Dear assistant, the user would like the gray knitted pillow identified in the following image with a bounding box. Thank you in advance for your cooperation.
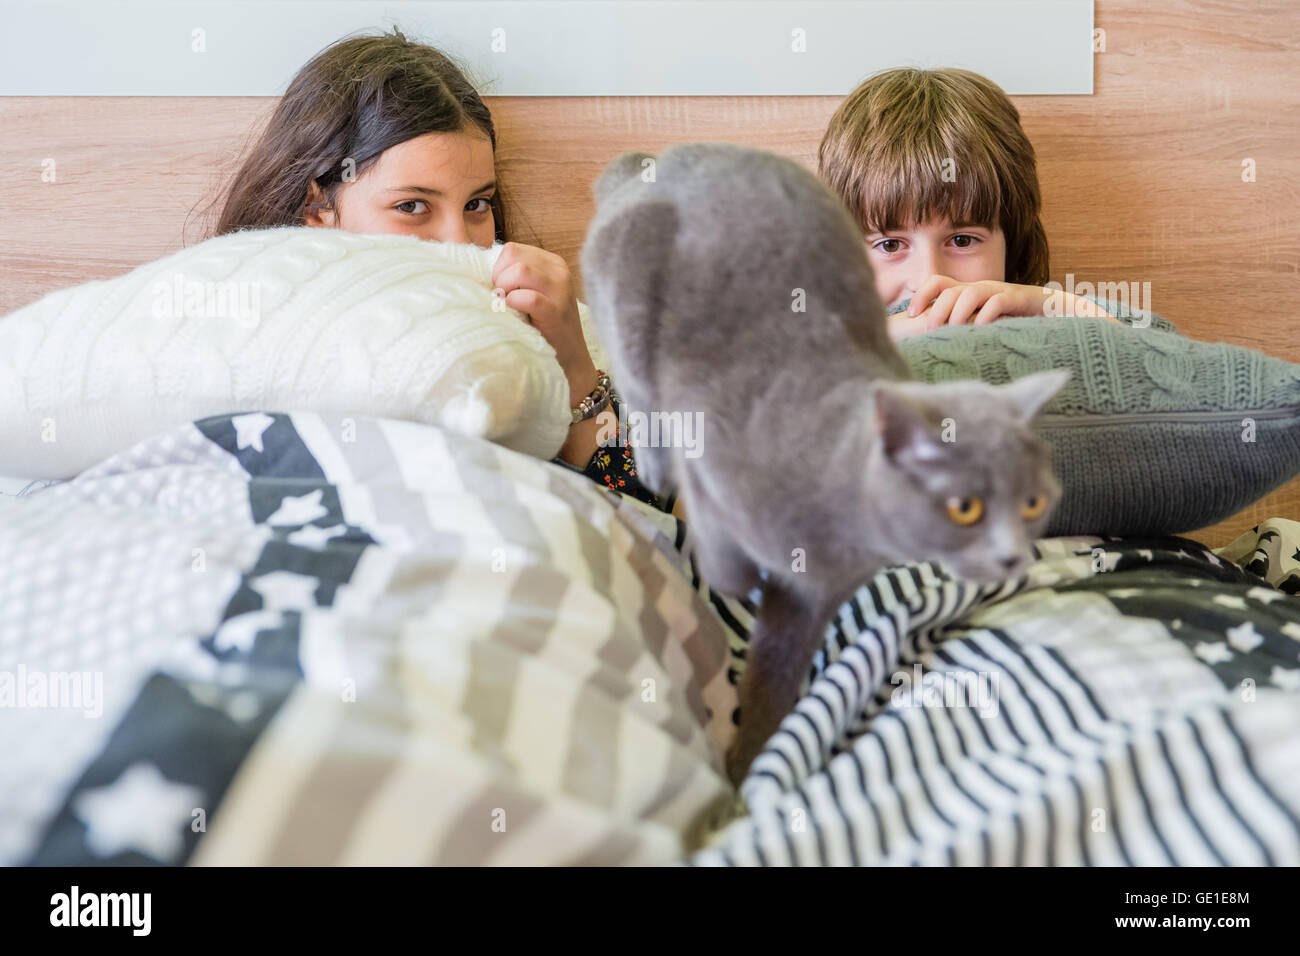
[897,316,1300,536]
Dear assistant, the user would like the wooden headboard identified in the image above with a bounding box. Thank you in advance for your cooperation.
[1,0,1296,546]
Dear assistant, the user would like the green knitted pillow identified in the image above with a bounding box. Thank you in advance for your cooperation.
[897,317,1300,536]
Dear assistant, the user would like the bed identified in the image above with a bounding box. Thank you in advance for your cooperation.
[2,408,1298,865]
[3,0,1299,862]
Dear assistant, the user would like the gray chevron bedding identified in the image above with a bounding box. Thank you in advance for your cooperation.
[1,411,1298,866]
[0,412,739,865]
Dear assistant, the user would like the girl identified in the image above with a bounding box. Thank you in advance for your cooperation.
[210,29,672,511]
[818,67,1119,339]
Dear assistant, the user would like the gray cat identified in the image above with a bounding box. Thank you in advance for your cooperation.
[579,143,1068,785]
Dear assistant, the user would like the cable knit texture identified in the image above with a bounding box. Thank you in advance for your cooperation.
[0,227,572,478]
[898,316,1300,535]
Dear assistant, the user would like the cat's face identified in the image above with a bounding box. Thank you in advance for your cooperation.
[868,371,1068,583]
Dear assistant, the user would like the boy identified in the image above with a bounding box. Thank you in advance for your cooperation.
[818,67,1117,339]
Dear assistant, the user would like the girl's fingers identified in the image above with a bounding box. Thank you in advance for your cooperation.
[492,259,542,297]
[493,244,566,298]
[503,287,548,325]
[490,242,522,286]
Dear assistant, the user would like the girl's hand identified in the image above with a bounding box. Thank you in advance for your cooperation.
[492,241,602,468]
[492,242,598,399]
[905,275,1116,331]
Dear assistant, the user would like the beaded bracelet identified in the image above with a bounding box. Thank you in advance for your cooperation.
[571,370,613,424]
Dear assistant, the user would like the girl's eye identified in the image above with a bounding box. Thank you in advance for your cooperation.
[950,234,980,248]
[873,238,904,254]
[945,496,985,526]
[395,200,429,215]
[1021,494,1047,520]
[467,197,494,214]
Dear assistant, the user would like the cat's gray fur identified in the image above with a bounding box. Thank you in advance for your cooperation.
[579,143,1067,784]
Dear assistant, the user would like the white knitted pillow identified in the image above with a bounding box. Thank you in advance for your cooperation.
[0,227,574,478]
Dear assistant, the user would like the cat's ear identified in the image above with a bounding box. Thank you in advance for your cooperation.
[872,382,945,464]
[593,151,658,205]
[1000,369,1070,424]
[581,199,679,312]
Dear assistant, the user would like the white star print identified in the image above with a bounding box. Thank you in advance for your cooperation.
[1226,621,1264,653]
[1248,586,1288,605]
[287,523,346,550]
[267,488,328,526]
[217,660,253,685]
[163,646,254,686]
[1091,550,1120,573]
[1194,641,1233,664]
[1212,594,1248,610]
[1269,666,1300,692]
[231,413,275,453]
[224,690,262,724]
[73,762,205,862]
[249,570,320,610]
[1204,551,1224,567]
[183,683,262,724]
[184,681,222,709]
[1281,622,1300,643]
[1138,549,1154,561]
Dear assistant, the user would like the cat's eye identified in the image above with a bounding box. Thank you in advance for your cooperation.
[1021,494,1047,519]
[945,496,984,526]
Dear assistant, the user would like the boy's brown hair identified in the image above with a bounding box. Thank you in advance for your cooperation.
[818,67,1049,286]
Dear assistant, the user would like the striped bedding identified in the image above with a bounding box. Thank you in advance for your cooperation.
[2,410,1298,865]
[695,521,1300,865]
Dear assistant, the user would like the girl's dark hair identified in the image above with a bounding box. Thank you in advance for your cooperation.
[209,29,509,241]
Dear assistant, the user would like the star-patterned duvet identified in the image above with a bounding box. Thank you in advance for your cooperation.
[2,410,1299,865]
[0,411,741,865]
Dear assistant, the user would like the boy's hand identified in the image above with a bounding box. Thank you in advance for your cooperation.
[906,275,1116,331]
[492,242,599,400]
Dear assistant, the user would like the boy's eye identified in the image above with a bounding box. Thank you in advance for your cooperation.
[395,200,430,215]
[872,238,904,254]
[950,234,980,248]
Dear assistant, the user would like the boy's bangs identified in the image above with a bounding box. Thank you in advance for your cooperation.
[860,139,1002,237]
